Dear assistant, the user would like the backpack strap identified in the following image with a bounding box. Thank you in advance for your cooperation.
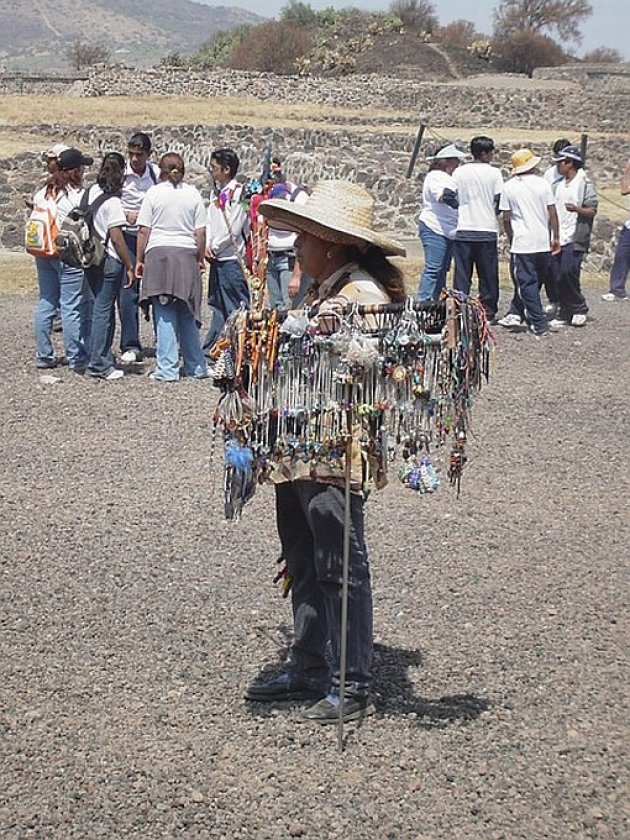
[80,188,115,248]
[289,185,305,202]
[148,164,158,185]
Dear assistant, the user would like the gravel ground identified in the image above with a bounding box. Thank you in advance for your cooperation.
[0,292,628,840]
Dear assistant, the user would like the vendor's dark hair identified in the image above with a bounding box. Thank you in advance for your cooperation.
[159,152,185,185]
[343,244,406,303]
[211,148,239,178]
[97,152,125,195]
[470,136,495,159]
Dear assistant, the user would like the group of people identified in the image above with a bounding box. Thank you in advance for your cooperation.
[417,135,628,338]
[30,136,310,382]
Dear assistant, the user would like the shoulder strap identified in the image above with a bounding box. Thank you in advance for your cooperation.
[148,164,157,184]
[289,185,304,202]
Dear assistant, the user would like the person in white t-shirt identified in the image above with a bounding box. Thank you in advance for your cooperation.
[416,143,468,301]
[136,153,208,381]
[548,145,598,328]
[541,138,572,316]
[30,147,93,372]
[83,153,136,381]
[498,148,560,338]
[452,136,504,321]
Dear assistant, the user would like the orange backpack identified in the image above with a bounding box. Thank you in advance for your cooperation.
[25,193,60,258]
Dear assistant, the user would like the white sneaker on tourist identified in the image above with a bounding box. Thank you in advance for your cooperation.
[570,313,587,327]
[601,292,627,302]
[548,318,568,329]
[120,350,142,364]
[104,368,124,381]
[497,313,524,328]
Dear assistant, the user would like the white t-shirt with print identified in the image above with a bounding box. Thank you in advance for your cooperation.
[137,181,207,252]
[499,174,555,254]
[84,184,128,261]
[419,170,458,239]
[453,162,503,234]
[54,186,83,227]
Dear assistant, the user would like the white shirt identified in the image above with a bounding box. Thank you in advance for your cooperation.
[206,178,247,260]
[499,174,555,254]
[555,170,587,246]
[453,162,503,234]
[84,184,128,261]
[121,161,160,231]
[137,181,206,252]
[419,170,458,239]
[267,186,309,251]
[54,186,83,226]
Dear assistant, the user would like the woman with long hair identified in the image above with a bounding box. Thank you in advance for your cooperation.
[84,152,135,381]
[245,180,406,724]
[31,147,93,371]
[136,153,208,381]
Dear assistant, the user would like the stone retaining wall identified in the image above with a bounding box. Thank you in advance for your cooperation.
[1,122,625,273]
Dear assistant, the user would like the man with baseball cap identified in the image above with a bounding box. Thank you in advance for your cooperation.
[498,148,560,338]
[549,145,598,328]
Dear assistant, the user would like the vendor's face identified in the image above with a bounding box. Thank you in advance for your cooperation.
[294,231,333,281]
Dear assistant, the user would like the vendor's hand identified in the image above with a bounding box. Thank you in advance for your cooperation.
[135,260,144,280]
[124,267,135,288]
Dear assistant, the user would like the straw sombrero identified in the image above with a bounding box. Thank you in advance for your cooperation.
[258,180,406,257]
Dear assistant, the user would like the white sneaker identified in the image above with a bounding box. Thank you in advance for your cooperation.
[570,313,587,327]
[120,350,142,364]
[548,318,568,329]
[497,313,524,328]
[544,303,558,316]
[104,368,124,381]
[601,292,627,302]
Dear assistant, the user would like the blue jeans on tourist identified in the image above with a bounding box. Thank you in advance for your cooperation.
[275,481,373,699]
[116,231,143,353]
[153,298,207,381]
[609,225,630,297]
[85,256,122,377]
[266,250,295,309]
[416,222,453,301]
[203,258,250,352]
[34,256,90,368]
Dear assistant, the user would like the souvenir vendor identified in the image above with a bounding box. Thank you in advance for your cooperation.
[245,180,406,724]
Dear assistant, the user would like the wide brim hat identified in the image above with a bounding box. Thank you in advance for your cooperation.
[426,143,469,162]
[259,180,406,257]
[511,148,542,175]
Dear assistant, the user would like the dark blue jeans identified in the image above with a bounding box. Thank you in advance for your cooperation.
[453,237,499,319]
[203,259,250,351]
[507,253,551,334]
[275,481,373,699]
[86,256,122,376]
[609,225,630,297]
[116,232,142,353]
[555,245,588,319]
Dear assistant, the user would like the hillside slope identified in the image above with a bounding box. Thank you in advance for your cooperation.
[0,0,262,69]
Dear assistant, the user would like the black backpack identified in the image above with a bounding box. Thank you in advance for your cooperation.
[55,189,113,269]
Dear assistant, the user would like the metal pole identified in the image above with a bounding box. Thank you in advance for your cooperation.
[406,123,426,179]
[337,433,353,752]
[580,133,588,164]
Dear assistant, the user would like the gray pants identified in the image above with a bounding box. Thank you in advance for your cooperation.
[275,481,373,698]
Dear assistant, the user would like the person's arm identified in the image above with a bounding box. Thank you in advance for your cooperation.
[502,210,513,247]
[565,178,598,218]
[109,226,135,288]
[620,160,630,196]
[194,226,206,271]
[287,256,303,299]
[135,225,151,279]
[547,204,560,255]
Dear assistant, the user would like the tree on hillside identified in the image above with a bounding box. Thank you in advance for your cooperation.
[494,28,567,74]
[582,46,623,63]
[389,0,438,33]
[493,0,593,44]
[281,0,318,27]
[438,19,478,48]
[190,26,252,69]
[66,41,110,70]
[229,21,313,74]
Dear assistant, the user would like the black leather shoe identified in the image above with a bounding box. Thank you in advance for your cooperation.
[245,672,325,702]
[298,694,375,724]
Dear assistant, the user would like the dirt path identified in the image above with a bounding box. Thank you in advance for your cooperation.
[0,292,628,839]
